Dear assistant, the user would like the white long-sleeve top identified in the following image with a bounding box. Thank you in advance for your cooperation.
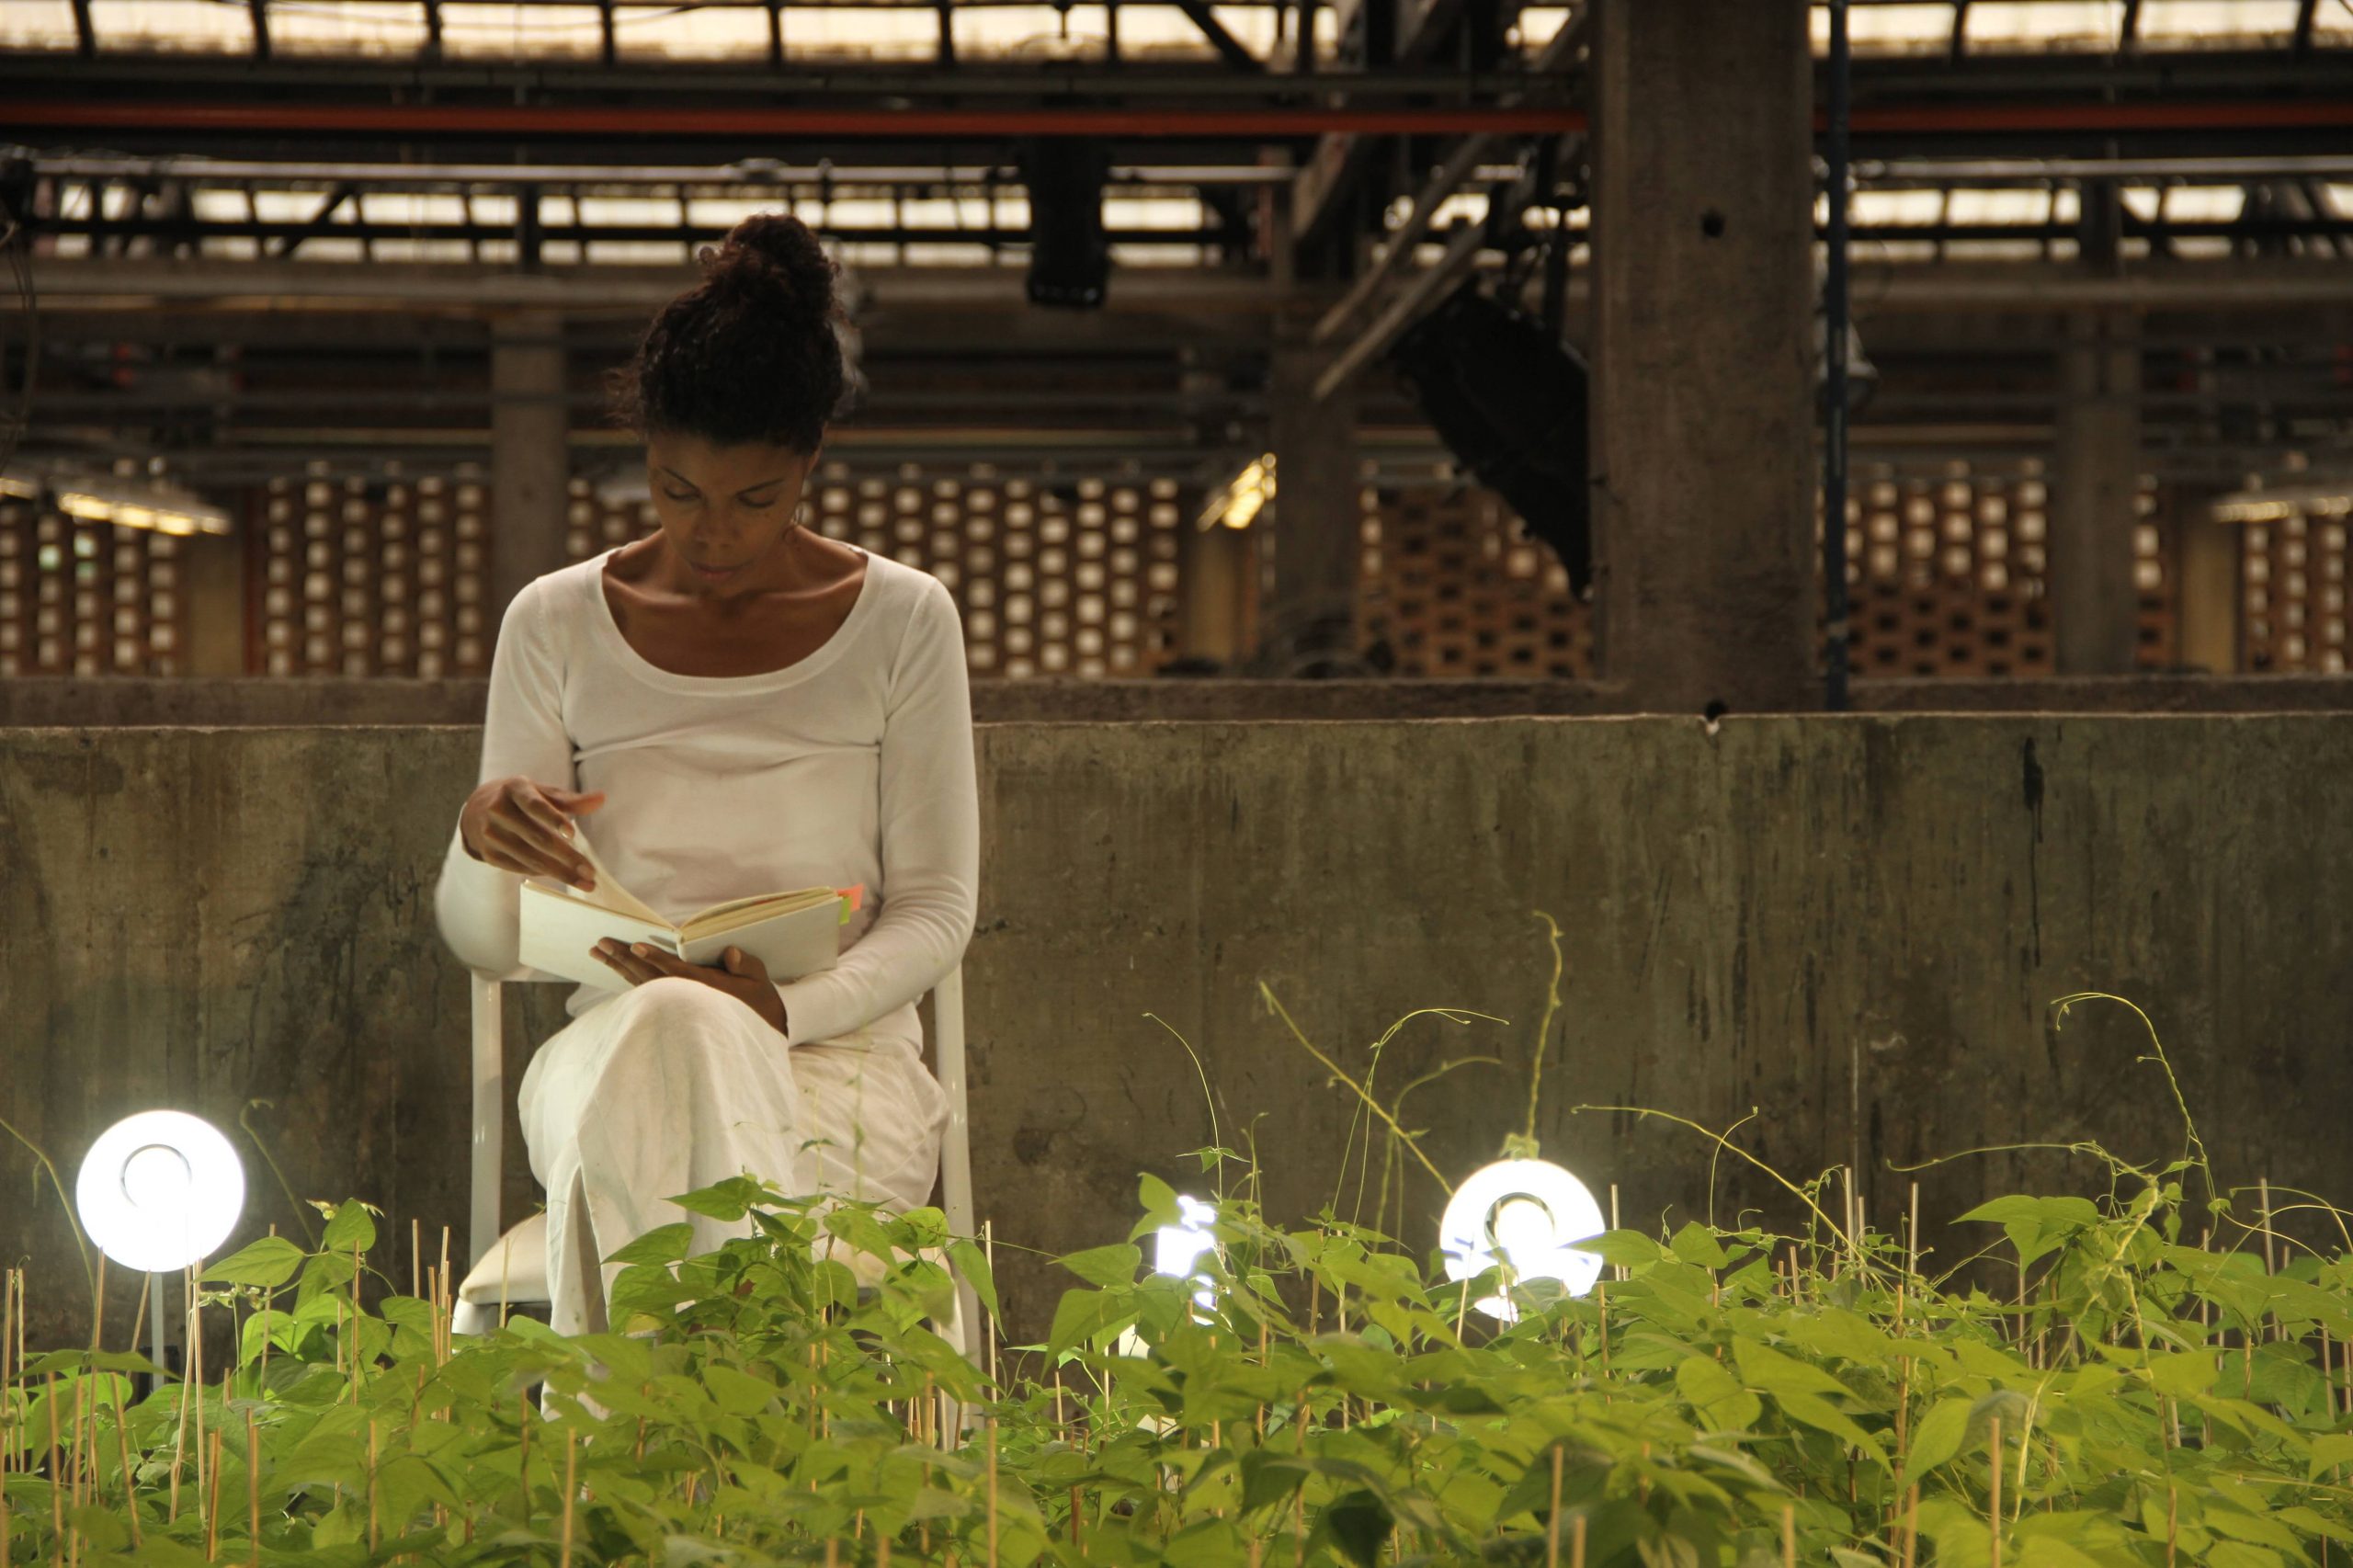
[433,543,979,1054]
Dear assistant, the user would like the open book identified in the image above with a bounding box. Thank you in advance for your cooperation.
[517,825,862,991]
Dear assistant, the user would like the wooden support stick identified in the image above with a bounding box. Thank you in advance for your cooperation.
[1988,1417,2004,1568]
[205,1428,223,1562]
[246,1411,261,1567]
[559,1431,577,1568]
[1546,1446,1563,1568]
[1569,1516,1586,1568]
[983,1412,1002,1562]
[1780,1504,1795,1568]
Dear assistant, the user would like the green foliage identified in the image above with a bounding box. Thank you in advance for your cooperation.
[6,1148,2353,1568]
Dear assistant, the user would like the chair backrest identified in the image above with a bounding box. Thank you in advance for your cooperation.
[467,965,977,1335]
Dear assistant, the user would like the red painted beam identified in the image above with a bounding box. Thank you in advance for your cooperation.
[1843,100,2353,132]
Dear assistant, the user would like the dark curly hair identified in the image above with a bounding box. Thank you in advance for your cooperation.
[610,212,847,455]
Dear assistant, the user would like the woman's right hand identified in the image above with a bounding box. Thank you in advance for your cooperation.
[458,777,607,891]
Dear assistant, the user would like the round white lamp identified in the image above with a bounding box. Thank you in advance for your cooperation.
[75,1111,247,1373]
[1438,1158,1607,1323]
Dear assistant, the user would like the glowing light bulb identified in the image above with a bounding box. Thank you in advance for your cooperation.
[121,1144,194,1210]
[1154,1195,1218,1316]
[1438,1158,1607,1322]
[75,1111,245,1274]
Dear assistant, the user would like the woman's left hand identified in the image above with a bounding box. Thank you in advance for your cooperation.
[591,939,788,1037]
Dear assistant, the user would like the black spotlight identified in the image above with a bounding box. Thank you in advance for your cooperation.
[1388,281,1593,595]
[1017,139,1110,309]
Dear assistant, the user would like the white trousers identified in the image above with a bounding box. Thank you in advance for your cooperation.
[517,975,948,1335]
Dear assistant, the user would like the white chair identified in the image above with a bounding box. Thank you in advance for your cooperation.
[451,963,982,1366]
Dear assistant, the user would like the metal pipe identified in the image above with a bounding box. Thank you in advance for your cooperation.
[1824,0,1851,713]
[6,101,1585,137]
[22,152,1313,189]
[1313,217,1484,403]
[1856,154,2353,184]
[1309,11,1584,346]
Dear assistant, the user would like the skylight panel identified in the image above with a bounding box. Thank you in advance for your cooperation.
[610,5,769,62]
[86,0,251,52]
[2139,0,2303,47]
[0,2,77,51]
[438,3,602,60]
[271,1,428,56]
[1962,2,2124,51]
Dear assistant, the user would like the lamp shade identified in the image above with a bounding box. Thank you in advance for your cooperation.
[1438,1157,1607,1321]
[75,1111,245,1273]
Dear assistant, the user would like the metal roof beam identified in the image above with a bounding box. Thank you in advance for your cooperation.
[1170,0,1262,69]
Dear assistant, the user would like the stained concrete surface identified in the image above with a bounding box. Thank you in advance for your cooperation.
[2,715,2348,1351]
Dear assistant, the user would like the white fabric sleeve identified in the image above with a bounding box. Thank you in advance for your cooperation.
[772,575,979,1046]
[433,580,575,976]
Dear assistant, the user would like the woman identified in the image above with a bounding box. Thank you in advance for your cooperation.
[433,213,978,1336]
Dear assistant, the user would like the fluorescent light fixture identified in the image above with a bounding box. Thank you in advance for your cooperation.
[1438,1157,1607,1322]
[0,472,37,500]
[75,1111,247,1274]
[2213,485,2353,525]
[48,475,233,537]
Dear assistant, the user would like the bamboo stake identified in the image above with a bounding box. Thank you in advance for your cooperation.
[191,1265,209,1523]
[1568,1517,1586,1568]
[89,1257,107,1355]
[1780,1505,1795,1568]
[108,1377,142,1548]
[559,1432,577,1568]
[246,1410,261,1567]
[1546,1446,1562,1568]
[1901,1485,1919,1568]
[412,1219,423,1301]
[366,1421,379,1555]
[985,1418,1000,1568]
[205,1428,223,1562]
[47,1374,63,1548]
[1988,1417,2003,1568]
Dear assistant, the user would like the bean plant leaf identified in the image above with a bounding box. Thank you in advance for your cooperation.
[947,1237,1001,1324]
[606,1222,697,1267]
[202,1234,306,1289]
[320,1198,377,1254]
[1061,1243,1143,1289]
[1895,1396,1972,1494]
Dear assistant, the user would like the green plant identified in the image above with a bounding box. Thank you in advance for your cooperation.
[6,969,2347,1567]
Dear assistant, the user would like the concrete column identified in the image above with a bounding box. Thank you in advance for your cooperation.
[1177,520,1249,665]
[1260,341,1360,673]
[489,311,571,622]
[2176,492,2243,675]
[1589,0,1817,713]
[2052,312,2143,676]
[178,530,246,676]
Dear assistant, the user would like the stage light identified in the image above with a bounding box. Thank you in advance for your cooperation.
[75,1110,246,1275]
[1438,1158,1606,1322]
[1389,284,1593,594]
[1018,139,1111,309]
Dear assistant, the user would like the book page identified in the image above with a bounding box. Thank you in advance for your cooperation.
[686,887,838,926]
[535,824,666,926]
[681,892,839,943]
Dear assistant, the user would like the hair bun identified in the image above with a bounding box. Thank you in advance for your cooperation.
[703,212,837,323]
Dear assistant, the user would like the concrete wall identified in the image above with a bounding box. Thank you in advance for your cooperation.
[4,715,2349,1354]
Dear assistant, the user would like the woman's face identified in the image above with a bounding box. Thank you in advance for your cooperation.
[643,430,821,596]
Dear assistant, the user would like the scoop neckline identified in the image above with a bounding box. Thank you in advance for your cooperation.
[585,540,881,693]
